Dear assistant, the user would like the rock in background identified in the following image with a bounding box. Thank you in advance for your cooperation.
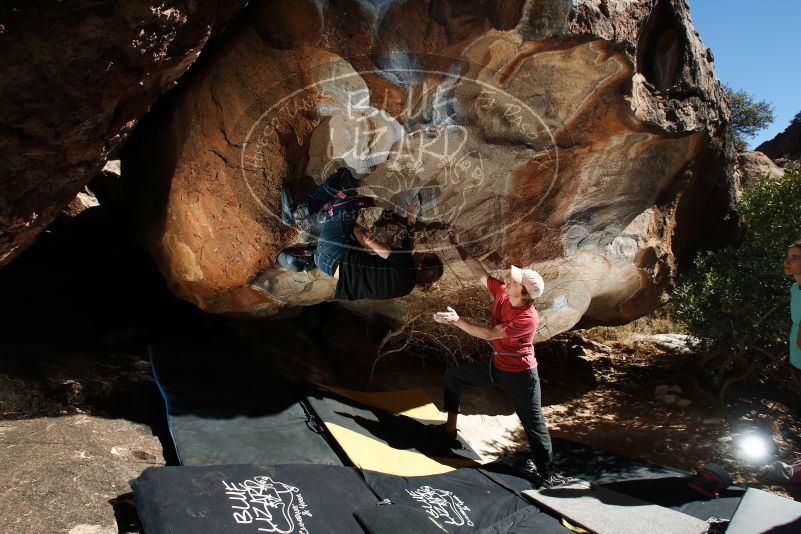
[0,351,163,534]
[0,0,248,267]
[61,187,100,219]
[736,151,784,188]
[757,114,801,163]
[1,416,161,534]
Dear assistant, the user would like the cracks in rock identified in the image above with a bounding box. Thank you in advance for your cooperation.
[209,148,240,170]
[205,97,244,180]
[208,82,242,149]
[218,125,241,148]
[598,0,612,19]
[657,86,708,102]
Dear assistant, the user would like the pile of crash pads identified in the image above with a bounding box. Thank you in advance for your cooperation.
[135,345,801,533]
[132,463,567,534]
[149,343,481,472]
[131,459,801,533]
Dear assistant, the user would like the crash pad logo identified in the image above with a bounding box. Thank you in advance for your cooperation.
[222,476,312,533]
[406,485,474,527]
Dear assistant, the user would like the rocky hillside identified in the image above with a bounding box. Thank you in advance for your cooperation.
[757,114,801,162]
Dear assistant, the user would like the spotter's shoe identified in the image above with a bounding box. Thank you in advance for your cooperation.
[538,471,579,489]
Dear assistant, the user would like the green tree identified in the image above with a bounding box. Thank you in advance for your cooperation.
[724,85,776,151]
[673,165,801,399]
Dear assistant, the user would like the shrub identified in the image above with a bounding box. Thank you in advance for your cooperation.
[724,85,775,151]
[673,165,801,398]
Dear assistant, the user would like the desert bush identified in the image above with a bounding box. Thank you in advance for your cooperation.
[673,165,801,398]
[724,85,775,151]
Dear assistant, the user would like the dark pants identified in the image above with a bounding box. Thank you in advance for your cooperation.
[443,359,554,474]
[302,169,361,276]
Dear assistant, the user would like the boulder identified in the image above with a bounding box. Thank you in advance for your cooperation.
[737,151,784,188]
[0,349,163,533]
[119,0,736,335]
[635,333,699,354]
[88,160,123,208]
[62,188,100,219]
[0,0,247,267]
[0,416,162,534]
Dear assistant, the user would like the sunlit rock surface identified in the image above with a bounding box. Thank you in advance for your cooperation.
[736,151,784,189]
[120,0,736,334]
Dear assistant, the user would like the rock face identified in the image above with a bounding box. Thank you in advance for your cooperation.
[737,151,784,188]
[0,416,162,534]
[757,115,801,162]
[0,0,247,267]
[62,188,100,219]
[120,0,736,334]
[0,350,164,534]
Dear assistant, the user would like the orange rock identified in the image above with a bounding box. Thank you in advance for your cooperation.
[113,0,736,334]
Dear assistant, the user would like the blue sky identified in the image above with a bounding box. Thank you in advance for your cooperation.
[690,1,800,149]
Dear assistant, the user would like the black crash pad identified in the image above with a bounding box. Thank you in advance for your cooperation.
[478,439,744,527]
[362,468,568,533]
[131,464,378,534]
[149,345,341,466]
[304,385,481,476]
[550,437,686,483]
[601,476,744,521]
[354,504,450,533]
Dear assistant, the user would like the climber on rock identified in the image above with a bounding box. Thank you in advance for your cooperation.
[278,167,444,300]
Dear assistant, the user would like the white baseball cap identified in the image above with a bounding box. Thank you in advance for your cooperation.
[510,265,544,299]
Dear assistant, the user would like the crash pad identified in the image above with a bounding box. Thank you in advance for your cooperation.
[131,464,378,534]
[522,482,710,534]
[726,487,801,534]
[363,468,568,533]
[304,385,482,476]
[149,345,341,466]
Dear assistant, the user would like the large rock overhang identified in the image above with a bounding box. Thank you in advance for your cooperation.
[115,0,736,337]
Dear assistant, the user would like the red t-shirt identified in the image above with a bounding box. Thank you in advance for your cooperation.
[486,276,538,372]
